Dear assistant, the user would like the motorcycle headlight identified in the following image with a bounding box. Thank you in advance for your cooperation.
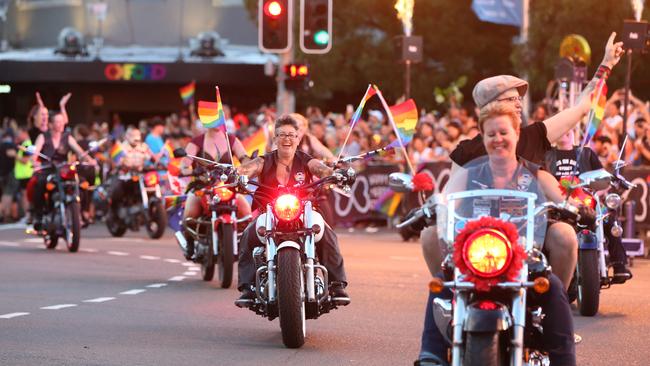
[144,172,159,187]
[213,184,234,202]
[273,194,301,221]
[605,193,621,210]
[462,228,513,278]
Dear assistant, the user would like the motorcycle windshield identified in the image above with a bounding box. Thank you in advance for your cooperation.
[437,156,548,251]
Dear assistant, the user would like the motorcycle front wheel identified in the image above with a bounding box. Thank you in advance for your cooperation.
[463,331,502,366]
[44,212,58,250]
[577,249,600,316]
[146,199,167,239]
[65,202,81,252]
[201,237,216,281]
[277,248,306,349]
[216,224,234,288]
[106,210,127,237]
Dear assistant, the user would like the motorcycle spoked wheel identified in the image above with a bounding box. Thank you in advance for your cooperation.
[463,331,503,366]
[216,224,234,289]
[577,249,600,316]
[146,200,167,239]
[201,236,216,281]
[106,210,127,237]
[277,248,306,349]
[64,201,82,253]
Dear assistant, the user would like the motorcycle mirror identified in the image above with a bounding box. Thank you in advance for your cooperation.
[173,148,187,158]
[388,172,414,193]
[578,169,612,191]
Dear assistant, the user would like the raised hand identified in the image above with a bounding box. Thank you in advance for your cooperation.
[59,92,72,107]
[601,32,624,69]
[35,91,45,108]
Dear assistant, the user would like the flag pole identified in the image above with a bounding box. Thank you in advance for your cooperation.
[217,86,235,166]
[374,86,416,175]
[336,84,373,161]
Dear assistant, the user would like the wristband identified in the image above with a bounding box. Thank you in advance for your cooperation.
[595,64,611,80]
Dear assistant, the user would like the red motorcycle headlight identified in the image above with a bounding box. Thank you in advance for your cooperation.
[462,228,513,278]
[144,171,159,187]
[59,165,76,180]
[213,184,234,201]
[273,194,301,221]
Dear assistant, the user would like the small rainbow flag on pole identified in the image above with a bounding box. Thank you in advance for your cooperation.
[164,195,187,209]
[197,87,226,130]
[374,190,403,217]
[242,128,267,157]
[179,81,195,105]
[110,142,125,163]
[582,78,608,147]
[389,99,418,145]
[350,84,377,128]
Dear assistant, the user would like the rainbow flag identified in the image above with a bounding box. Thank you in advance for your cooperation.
[374,190,403,217]
[582,79,607,146]
[179,81,195,105]
[197,87,226,129]
[389,99,418,145]
[164,195,187,209]
[110,142,125,163]
[350,84,378,127]
[242,128,267,157]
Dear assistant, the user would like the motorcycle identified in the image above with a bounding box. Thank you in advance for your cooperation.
[389,159,579,366]
[105,165,167,239]
[565,166,636,316]
[236,168,355,349]
[172,149,250,288]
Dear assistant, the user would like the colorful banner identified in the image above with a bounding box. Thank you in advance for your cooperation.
[104,63,167,81]
[471,0,523,27]
[179,81,196,105]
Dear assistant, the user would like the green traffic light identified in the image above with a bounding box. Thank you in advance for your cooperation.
[313,30,329,46]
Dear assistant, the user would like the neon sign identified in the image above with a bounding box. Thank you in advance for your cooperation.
[104,63,167,81]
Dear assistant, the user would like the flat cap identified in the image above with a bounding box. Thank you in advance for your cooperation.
[472,75,528,108]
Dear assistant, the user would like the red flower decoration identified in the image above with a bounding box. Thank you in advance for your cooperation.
[452,216,526,292]
[412,172,434,192]
[558,176,584,199]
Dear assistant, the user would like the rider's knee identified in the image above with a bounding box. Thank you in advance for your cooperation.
[547,222,577,252]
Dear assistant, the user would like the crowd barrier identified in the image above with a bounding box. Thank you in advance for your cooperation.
[330,162,650,234]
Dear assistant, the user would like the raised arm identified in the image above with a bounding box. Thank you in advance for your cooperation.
[59,93,72,125]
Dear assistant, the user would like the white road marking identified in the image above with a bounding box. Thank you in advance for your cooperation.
[40,304,77,310]
[164,258,181,263]
[0,223,27,231]
[188,266,200,271]
[139,255,160,260]
[107,237,145,243]
[0,312,30,319]
[83,297,115,303]
[183,271,197,276]
[0,241,20,247]
[146,283,167,288]
[23,238,43,243]
[107,251,129,256]
[181,263,195,267]
[168,276,185,281]
[120,289,146,295]
[80,248,99,253]
[389,256,418,262]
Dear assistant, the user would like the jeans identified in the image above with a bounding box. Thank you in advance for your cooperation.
[419,273,576,366]
[237,220,347,290]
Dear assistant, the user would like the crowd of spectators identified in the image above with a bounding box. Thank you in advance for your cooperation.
[0,87,649,223]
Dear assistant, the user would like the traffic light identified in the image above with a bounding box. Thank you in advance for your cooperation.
[300,0,332,54]
[258,0,293,53]
[284,63,310,91]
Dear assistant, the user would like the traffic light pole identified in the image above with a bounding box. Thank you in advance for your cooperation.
[276,51,295,115]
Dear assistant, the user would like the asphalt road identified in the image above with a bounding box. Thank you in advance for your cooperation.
[0,224,648,365]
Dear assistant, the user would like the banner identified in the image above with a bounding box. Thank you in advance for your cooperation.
[472,0,523,27]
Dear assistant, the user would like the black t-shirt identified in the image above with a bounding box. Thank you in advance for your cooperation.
[0,141,16,176]
[545,147,602,180]
[450,122,551,166]
[28,127,42,145]
[252,150,314,211]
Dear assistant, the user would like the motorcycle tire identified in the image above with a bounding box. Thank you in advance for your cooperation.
[146,200,167,239]
[277,248,306,349]
[201,237,216,281]
[44,222,59,250]
[463,331,502,366]
[577,249,600,316]
[65,202,82,253]
[216,224,234,289]
[106,211,127,237]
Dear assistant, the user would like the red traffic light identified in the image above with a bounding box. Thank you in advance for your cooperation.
[264,1,283,18]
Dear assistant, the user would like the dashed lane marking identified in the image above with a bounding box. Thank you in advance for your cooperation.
[0,241,20,247]
[23,238,43,243]
[181,263,195,267]
[0,312,30,319]
[107,251,129,256]
[140,255,160,260]
[106,237,145,243]
[164,258,181,263]
[82,297,116,303]
[188,266,200,271]
[0,223,27,231]
[80,248,99,253]
[40,304,77,310]
[120,289,146,295]
[146,283,167,288]
[168,276,185,282]
[183,271,197,276]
